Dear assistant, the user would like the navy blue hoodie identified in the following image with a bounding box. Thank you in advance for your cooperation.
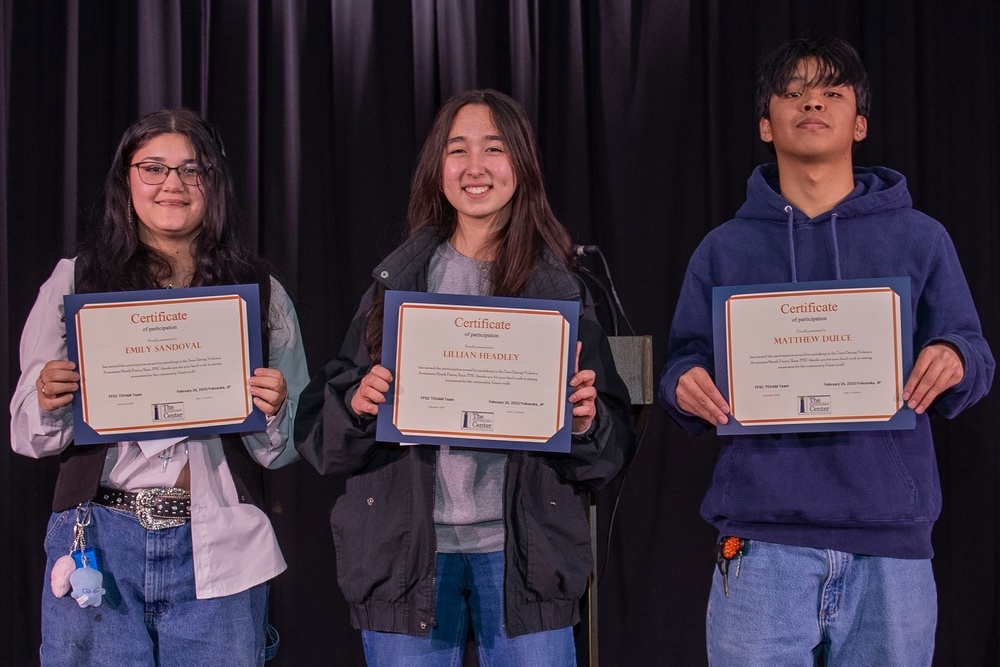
[660,163,994,558]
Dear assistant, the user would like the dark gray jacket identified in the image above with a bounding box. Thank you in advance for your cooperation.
[295,228,635,637]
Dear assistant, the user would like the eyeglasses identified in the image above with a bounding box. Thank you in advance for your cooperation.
[130,161,211,186]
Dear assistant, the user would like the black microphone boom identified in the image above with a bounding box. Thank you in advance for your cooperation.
[573,243,635,336]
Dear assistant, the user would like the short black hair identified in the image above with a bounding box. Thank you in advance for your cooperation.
[755,37,871,120]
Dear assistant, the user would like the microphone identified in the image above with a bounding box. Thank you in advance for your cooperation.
[574,244,600,256]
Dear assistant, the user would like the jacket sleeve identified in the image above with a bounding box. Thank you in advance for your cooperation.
[544,295,637,492]
[916,228,994,417]
[658,259,717,436]
[294,284,382,477]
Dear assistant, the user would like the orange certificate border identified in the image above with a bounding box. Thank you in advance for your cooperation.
[75,294,252,434]
[392,303,569,442]
[725,287,903,426]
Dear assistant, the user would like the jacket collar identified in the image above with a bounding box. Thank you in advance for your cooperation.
[371,228,445,292]
[372,227,580,301]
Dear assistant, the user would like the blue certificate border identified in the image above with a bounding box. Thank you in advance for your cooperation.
[64,284,265,445]
[377,290,580,453]
[712,277,914,435]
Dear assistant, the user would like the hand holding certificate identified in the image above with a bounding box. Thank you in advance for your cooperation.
[712,278,914,434]
[64,284,265,444]
[376,290,580,452]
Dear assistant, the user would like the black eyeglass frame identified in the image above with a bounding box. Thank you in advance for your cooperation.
[130,161,213,186]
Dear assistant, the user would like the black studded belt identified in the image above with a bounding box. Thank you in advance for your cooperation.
[93,485,191,530]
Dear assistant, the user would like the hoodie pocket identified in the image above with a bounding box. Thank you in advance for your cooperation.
[718,431,919,524]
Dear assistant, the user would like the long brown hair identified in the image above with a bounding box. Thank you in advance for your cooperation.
[365,89,573,361]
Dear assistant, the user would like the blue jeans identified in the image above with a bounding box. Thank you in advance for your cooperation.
[362,551,575,667]
[706,540,936,667]
[40,505,268,666]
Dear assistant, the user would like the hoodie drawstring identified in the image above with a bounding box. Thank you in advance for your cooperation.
[785,206,797,282]
[785,206,844,281]
[830,213,842,280]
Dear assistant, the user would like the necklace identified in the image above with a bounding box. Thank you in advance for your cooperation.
[163,273,193,289]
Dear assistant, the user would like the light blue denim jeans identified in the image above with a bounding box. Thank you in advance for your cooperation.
[706,540,936,667]
[40,504,268,666]
[362,551,576,667]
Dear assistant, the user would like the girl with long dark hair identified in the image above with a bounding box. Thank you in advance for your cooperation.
[297,90,634,666]
[10,108,308,665]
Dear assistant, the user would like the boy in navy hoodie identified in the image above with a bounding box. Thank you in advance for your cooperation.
[660,37,993,665]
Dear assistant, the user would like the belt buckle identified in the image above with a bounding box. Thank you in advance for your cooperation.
[135,487,187,530]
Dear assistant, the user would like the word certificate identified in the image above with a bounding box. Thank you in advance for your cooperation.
[64,284,265,444]
[377,290,580,453]
[713,278,914,435]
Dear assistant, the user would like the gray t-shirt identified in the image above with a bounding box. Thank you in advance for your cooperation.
[427,241,506,554]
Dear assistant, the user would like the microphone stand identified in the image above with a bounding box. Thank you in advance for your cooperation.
[573,244,650,667]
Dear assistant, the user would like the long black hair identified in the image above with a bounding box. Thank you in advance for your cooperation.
[75,109,272,339]
[364,90,573,361]
[406,89,572,296]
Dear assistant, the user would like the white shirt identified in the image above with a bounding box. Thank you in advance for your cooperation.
[9,258,310,599]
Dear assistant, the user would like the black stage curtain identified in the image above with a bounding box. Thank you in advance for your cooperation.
[1,2,997,665]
